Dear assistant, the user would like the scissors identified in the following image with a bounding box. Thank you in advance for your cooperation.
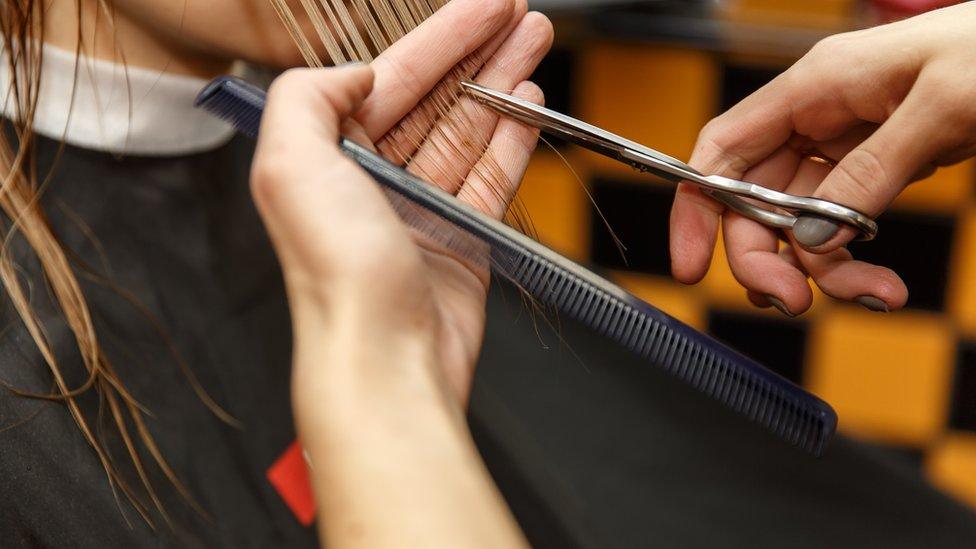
[461,80,878,241]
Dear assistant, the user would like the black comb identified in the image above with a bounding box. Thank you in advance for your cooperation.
[196,76,838,456]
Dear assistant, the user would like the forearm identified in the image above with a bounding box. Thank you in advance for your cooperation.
[291,305,527,549]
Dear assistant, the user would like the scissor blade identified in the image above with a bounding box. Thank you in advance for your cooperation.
[461,80,700,183]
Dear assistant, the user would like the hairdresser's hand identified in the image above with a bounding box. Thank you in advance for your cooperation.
[325,0,549,401]
[670,1,976,316]
[255,40,546,409]
[253,64,530,549]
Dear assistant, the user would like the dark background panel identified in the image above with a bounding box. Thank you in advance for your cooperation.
[848,211,956,311]
[589,177,675,276]
[950,342,976,433]
[719,63,782,113]
[707,309,808,384]
[529,47,578,119]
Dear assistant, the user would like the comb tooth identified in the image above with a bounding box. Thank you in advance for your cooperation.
[559,277,581,312]
[770,395,785,436]
[597,299,614,336]
[579,291,600,326]
[681,344,701,385]
[735,373,749,411]
[549,276,566,306]
[588,294,609,332]
[691,349,714,391]
[593,295,612,331]
[618,307,639,343]
[752,382,766,424]
[538,264,557,294]
[762,389,775,433]
[730,369,745,408]
[798,412,812,451]
[622,311,643,350]
[699,355,716,395]
[685,344,703,382]
[788,402,800,444]
[666,337,687,374]
[667,338,687,377]
[616,305,634,341]
[600,299,618,335]
[544,269,566,302]
[569,284,592,319]
[718,362,735,405]
[561,278,580,311]
[636,320,657,357]
[743,380,760,421]
[521,258,540,287]
[603,300,624,336]
[786,401,799,442]
[647,328,672,365]
[512,255,532,281]
[526,262,545,293]
[695,350,713,390]
[602,300,619,335]
[714,361,731,403]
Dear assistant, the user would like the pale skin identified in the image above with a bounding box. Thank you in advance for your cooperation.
[44,0,552,546]
[670,2,976,317]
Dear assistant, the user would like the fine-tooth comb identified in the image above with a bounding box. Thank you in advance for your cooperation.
[195,75,838,457]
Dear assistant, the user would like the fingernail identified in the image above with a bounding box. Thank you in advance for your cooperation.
[856,295,890,313]
[793,216,840,247]
[766,296,796,317]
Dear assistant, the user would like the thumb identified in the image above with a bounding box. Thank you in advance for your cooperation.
[261,64,375,146]
[253,64,414,280]
[253,64,377,226]
[793,82,949,251]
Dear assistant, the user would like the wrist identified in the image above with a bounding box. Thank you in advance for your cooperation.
[290,313,450,425]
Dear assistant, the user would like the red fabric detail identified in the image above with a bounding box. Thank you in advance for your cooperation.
[267,440,317,526]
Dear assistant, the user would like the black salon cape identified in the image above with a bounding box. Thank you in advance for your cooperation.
[2,134,976,548]
[0,135,311,547]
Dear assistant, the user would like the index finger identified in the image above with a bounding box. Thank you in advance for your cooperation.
[691,71,799,177]
[670,73,798,283]
[357,0,516,139]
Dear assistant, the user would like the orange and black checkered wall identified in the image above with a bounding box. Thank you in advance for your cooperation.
[518,41,976,509]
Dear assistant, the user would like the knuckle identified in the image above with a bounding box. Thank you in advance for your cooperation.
[831,148,888,209]
[269,68,314,97]
[805,32,862,77]
[378,55,424,99]
[250,155,292,210]
[523,12,555,54]
[484,0,517,27]
[518,81,545,106]
[809,32,851,58]
[695,118,751,175]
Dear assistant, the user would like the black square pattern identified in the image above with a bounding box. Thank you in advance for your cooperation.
[589,177,675,276]
[720,63,782,113]
[949,341,976,433]
[529,47,577,120]
[847,211,956,312]
[706,309,808,385]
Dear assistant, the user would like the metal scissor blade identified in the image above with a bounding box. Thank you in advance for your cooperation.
[461,81,878,240]
[461,80,700,183]
[462,80,796,230]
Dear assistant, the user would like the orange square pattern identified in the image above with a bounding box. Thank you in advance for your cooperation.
[806,311,954,446]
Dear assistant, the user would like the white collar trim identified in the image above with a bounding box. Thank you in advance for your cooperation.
[1,44,236,156]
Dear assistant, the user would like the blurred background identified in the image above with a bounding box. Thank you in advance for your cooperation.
[496,0,976,518]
